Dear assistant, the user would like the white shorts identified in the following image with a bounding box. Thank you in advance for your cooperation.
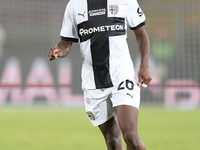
[83,79,141,126]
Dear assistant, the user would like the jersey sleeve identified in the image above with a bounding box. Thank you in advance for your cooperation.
[60,1,79,42]
[125,0,146,30]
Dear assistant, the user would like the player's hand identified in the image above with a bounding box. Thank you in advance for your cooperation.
[48,48,63,61]
[137,66,152,88]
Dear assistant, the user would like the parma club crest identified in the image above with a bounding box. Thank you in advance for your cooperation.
[109,5,118,15]
[87,111,95,120]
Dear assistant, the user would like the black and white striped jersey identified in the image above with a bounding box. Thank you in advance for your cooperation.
[60,0,146,90]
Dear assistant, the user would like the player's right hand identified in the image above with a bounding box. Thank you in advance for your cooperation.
[48,48,62,61]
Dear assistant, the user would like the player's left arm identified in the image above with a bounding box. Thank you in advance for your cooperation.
[134,26,152,87]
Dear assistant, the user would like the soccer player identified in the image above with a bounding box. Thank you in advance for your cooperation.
[48,0,151,149]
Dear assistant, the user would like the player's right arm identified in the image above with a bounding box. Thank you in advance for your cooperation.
[48,40,72,61]
[48,1,77,62]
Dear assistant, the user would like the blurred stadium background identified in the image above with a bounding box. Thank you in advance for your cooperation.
[0,0,200,150]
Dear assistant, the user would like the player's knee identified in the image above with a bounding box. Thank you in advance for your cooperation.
[123,133,138,149]
[106,137,121,150]
[137,142,146,150]
[123,133,146,150]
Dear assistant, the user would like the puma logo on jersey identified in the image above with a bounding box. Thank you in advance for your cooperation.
[137,7,143,17]
[78,11,86,18]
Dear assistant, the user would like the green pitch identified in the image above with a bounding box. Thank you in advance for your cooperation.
[0,106,199,150]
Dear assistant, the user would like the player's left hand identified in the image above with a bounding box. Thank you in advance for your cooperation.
[137,66,152,88]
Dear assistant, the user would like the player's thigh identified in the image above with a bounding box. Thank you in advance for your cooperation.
[114,105,139,133]
[115,105,146,150]
[99,116,124,150]
[98,116,121,139]
[111,79,140,132]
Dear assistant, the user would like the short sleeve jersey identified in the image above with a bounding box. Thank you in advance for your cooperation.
[60,0,146,90]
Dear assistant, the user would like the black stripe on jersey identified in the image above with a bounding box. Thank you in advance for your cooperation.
[61,36,79,43]
[77,0,126,89]
[129,21,145,30]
